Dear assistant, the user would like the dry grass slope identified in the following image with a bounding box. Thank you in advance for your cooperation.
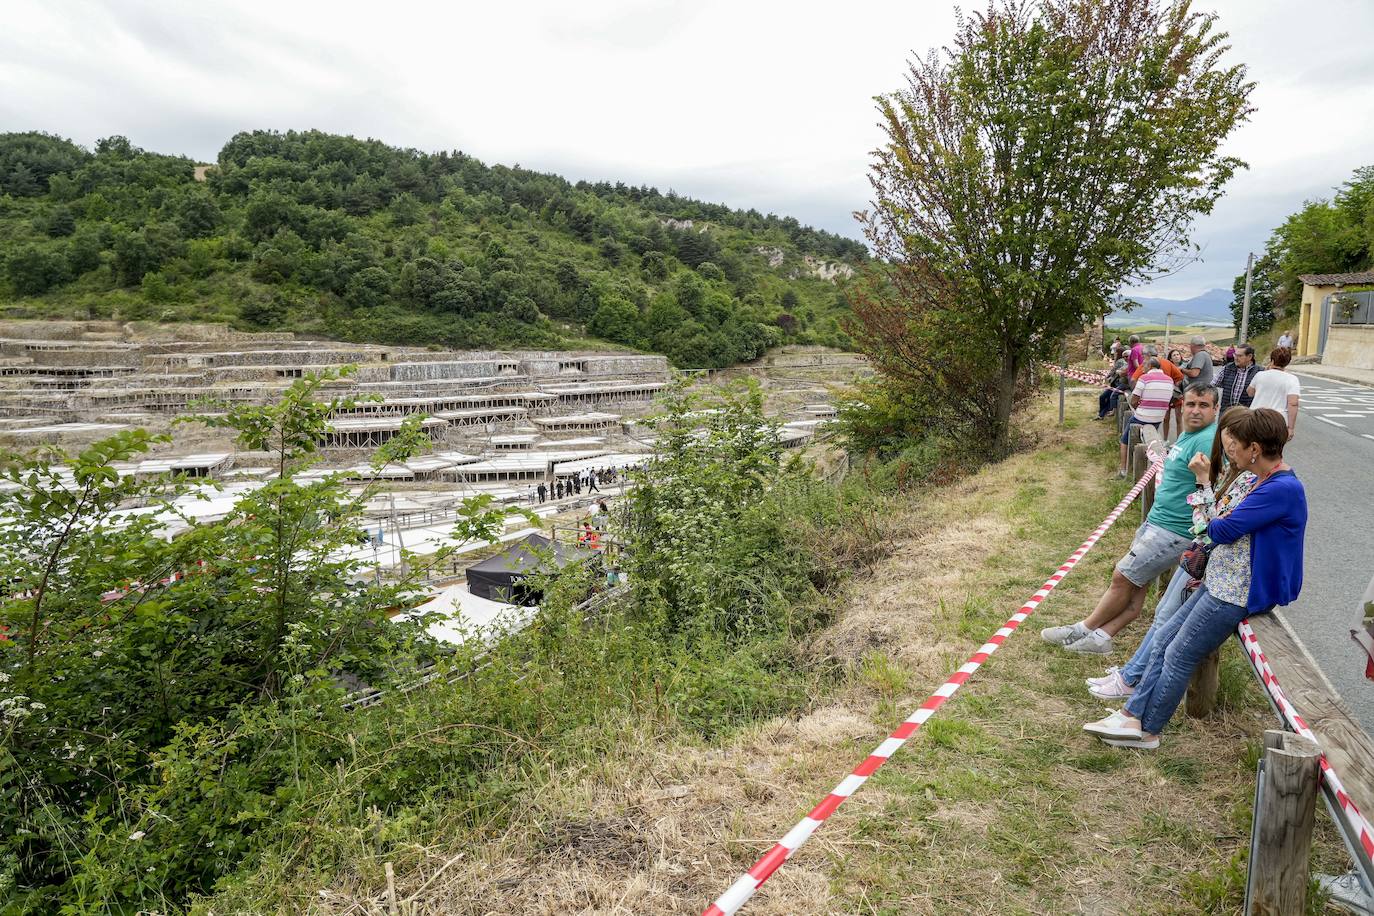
[316,398,1347,916]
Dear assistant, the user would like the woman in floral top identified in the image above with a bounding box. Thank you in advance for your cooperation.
[1085,407,1307,748]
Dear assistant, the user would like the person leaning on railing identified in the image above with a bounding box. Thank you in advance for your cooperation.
[1042,385,1218,653]
[1083,405,1256,701]
[1082,408,1307,749]
[1095,359,1132,420]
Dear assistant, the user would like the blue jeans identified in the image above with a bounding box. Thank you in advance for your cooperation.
[1098,389,1121,417]
[1123,584,1255,735]
[1120,417,1160,446]
[1121,565,1193,686]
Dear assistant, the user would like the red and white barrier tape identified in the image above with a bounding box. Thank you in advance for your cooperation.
[1045,363,1115,389]
[1236,620,1374,859]
[703,461,1162,916]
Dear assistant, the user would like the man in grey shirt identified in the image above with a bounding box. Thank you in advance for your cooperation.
[1182,335,1214,390]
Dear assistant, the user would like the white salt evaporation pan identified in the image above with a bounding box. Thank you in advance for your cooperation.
[394,585,535,646]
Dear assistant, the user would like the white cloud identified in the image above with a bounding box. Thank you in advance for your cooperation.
[2,0,1371,298]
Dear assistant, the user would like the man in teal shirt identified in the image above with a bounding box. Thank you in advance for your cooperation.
[1041,386,1219,654]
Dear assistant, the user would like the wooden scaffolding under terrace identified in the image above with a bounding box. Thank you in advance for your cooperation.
[531,412,621,434]
[321,416,449,450]
[539,379,667,407]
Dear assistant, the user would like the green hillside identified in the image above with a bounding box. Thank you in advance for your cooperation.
[0,130,866,366]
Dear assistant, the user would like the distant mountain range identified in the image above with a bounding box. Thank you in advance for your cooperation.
[1110,288,1234,327]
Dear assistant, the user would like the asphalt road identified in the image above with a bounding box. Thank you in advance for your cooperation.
[1282,372,1374,735]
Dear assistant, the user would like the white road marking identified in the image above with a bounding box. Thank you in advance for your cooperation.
[1315,416,1347,427]
[1324,414,1368,418]
[1364,434,1374,442]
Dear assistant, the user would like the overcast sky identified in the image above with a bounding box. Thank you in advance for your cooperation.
[4,0,1372,300]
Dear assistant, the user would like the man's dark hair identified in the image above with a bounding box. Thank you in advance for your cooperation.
[1232,407,1289,458]
[1184,385,1220,407]
[1239,344,1255,358]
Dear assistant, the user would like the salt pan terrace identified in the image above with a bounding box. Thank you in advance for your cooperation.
[0,320,671,425]
[1,323,840,578]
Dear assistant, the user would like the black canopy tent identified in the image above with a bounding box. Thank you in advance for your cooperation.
[465,533,596,605]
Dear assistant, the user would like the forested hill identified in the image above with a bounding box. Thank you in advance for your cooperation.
[0,130,867,366]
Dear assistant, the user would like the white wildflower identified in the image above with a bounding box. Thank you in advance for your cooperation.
[129,831,145,841]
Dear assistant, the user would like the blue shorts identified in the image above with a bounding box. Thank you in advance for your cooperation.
[1116,522,1191,587]
[1120,417,1161,445]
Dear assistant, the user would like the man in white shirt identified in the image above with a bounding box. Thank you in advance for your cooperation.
[1277,331,1294,349]
[1248,346,1301,439]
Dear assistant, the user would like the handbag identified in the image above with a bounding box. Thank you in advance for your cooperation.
[1180,540,1212,579]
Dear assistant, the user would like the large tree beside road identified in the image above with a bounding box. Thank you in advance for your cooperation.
[851,0,1254,452]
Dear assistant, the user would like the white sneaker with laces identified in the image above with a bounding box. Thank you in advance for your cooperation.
[1041,622,1088,646]
[1065,629,1114,654]
[1083,708,1143,739]
[1088,669,1134,700]
[1085,665,1121,688]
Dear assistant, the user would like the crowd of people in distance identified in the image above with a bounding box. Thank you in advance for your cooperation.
[1045,376,1309,749]
[1101,332,1302,477]
[533,465,622,504]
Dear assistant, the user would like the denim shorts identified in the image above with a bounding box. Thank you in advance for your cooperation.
[1116,522,1191,587]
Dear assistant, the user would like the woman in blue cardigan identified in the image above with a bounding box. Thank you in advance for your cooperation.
[1084,407,1307,748]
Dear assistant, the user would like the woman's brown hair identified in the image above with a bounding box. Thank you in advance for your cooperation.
[1270,347,1292,369]
[1229,407,1289,460]
[1211,407,1253,491]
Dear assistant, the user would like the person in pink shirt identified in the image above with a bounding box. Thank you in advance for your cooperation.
[1125,334,1144,377]
[1117,358,1173,476]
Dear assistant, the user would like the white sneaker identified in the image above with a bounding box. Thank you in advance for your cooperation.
[1083,709,1143,739]
[1103,735,1160,750]
[1041,622,1088,646]
[1088,669,1134,700]
[1085,665,1121,688]
[1064,630,1114,654]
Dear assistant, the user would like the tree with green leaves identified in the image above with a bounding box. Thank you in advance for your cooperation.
[854,0,1253,451]
[1238,165,1374,318]
[1,371,530,907]
[1230,251,1279,337]
[5,244,68,295]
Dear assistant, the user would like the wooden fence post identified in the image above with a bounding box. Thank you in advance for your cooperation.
[1246,729,1321,915]
[1139,456,1155,517]
[1058,344,1067,425]
[1186,649,1220,717]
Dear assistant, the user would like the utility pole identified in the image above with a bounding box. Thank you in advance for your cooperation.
[1240,252,1254,344]
[1164,312,1172,351]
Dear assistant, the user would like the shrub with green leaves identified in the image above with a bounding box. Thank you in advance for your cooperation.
[0,371,525,911]
[2,373,876,913]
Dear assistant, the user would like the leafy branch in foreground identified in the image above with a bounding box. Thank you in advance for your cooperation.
[853,0,1253,452]
[0,371,527,911]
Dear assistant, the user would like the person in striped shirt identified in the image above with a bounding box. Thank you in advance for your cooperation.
[1116,358,1174,477]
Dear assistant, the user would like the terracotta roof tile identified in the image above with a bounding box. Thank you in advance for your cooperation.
[1298,271,1374,286]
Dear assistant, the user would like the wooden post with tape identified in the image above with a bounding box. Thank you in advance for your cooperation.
[1245,729,1320,915]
